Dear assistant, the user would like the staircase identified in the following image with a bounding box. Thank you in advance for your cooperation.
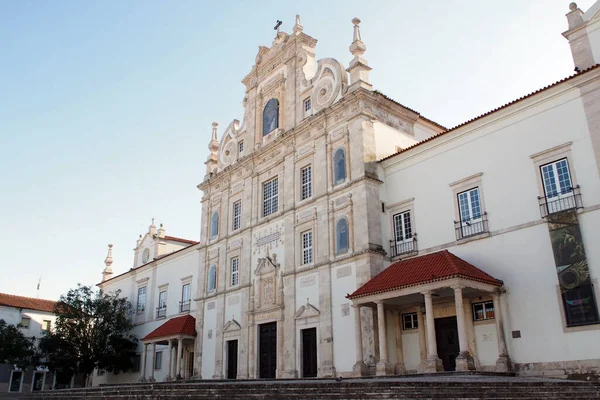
[29,375,600,400]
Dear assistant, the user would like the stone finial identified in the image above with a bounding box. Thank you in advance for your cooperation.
[205,122,220,176]
[569,2,578,11]
[347,17,372,92]
[157,223,166,238]
[149,218,157,235]
[293,14,303,34]
[102,244,114,282]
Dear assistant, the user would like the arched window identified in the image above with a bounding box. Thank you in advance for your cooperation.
[262,98,279,136]
[336,218,349,255]
[210,211,219,239]
[207,265,216,293]
[333,148,346,186]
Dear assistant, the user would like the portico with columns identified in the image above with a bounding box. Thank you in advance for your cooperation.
[139,315,197,382]
[348,250,510,375]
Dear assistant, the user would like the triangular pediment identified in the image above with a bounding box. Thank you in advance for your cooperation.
[294,301,320,319]
[222,319,241,333]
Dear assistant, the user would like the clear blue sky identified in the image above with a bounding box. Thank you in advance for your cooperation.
[0,0,590,301]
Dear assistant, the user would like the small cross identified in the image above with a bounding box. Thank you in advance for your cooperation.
[274,20,282,33]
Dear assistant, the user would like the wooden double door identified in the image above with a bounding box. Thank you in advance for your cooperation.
[259,322,277,378]
[435,316,460,371]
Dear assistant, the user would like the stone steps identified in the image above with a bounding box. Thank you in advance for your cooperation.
[29,378,600,400]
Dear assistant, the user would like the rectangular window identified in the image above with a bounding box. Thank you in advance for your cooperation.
[157,291,167,318]
[154,351,162,370]
[456,187,486,239]
[231,257,240,287]
[232,200,242,231]
[393,211,412,242]
[19,316,31,329]
[402,312,418,330]
[539,158,579,215]
[301,230,313,265]
[304,98,311,114]
[238,140,244,155]
[263,178,279,217]
[472,301,495,321]
[300,165,312,200]
[132,354,141,372]
[137,287,147,314]
[42,320,51,331]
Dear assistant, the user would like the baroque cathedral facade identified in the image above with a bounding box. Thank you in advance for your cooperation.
[97,3,600,384]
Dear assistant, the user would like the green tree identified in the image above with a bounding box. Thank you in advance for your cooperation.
[0,319,38,370]
[39,285,137,385]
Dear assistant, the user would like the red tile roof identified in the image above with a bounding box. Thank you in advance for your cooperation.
[378,64,600,163]
[164,236,198,245]
[0,292,57,313]
[347,250,502,299]
[142,314,196,341]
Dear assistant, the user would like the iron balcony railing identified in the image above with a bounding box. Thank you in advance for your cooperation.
[156,306,166,319]
[179,300,191,313]
[538,185,582,218]
[455,212,489,241]
[389,237,417,259]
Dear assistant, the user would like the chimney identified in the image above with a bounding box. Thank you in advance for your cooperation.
[563,2,596,71]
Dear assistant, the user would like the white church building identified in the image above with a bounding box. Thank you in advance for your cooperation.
[96,2,600,384]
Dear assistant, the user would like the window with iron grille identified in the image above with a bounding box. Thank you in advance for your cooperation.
[456,187,486,238]
[301,230,313,265]
[263,178,279,217]
[232,200,242,231]
[137,287,146,314]
[157,290,167,318]
[180,283,191,312]
[304,98,311,113]
[231,257,240,287]
[402,312,418,330]
[301,165,312,200]
[238,140,244,155]
[472,301,495,321]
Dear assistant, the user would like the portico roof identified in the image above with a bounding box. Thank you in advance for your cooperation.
[347,250,502,300]
[142,314,196,342]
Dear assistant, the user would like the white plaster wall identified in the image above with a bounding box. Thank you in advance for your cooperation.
[295,272,319,310]
[373,122,419,160]
[380,86,600,366]
[402,332,421,371]
[201,301,217,379]
[474,323,499,367]
[225,294,242,323]
[0,306,56,340]
[413,120,441,142]
[385,312,397,365]
[153,250,199,318]
[586,20,600,65]
[330,263,357,373]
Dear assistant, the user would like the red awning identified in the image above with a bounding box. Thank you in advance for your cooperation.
[142,314,197,341]
[348,250,502,299]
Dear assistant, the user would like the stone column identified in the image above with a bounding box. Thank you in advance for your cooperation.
[493,293,511,372]
[352,304,368,376]
[164,340,173,381]
[148,343,156,382]
[416,308,427,370]
[393,311,406,374]
[139,343,148,382]
[170,341,176,380]
[375,301,393,375]
[176,338,183,379]
[453,286,475,371]
[422,291,442,372]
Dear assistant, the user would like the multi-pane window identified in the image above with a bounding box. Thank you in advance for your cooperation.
[137,287,147,314]
[458,188,482,223]
[208,265,217,293]
[393,211,412,242]
[154,351,162,370]
[336,218,349,255]
[472,301,495,321]
[541,159,572,198]
[157,291,167,317]
[19,317,30,329]
[402,312,418,330]
[180,283,191,312]
[231,257,240,287]
[232,200,242,231]
[238,140,244,156]
[210,211,219,239]
[42,320,51,331]
[301,165,312,200]
[333,148,346,186]
[304,98,312,114]
[263,178,279,217]
[301,231,313,265]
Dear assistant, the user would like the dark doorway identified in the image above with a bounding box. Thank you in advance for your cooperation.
[226,341,238,379]
[301,328,318,378]
[259,322,277,378]
[435,316,459,371]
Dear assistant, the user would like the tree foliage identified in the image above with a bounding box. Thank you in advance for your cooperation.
[0,319,38,369]
[39,285,137,381]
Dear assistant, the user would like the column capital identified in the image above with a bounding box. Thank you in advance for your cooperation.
[352,303,362,309]
[421,290,432,297]
[492,291,501,300]
[375,300,384,306]
[451,284,465,291]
